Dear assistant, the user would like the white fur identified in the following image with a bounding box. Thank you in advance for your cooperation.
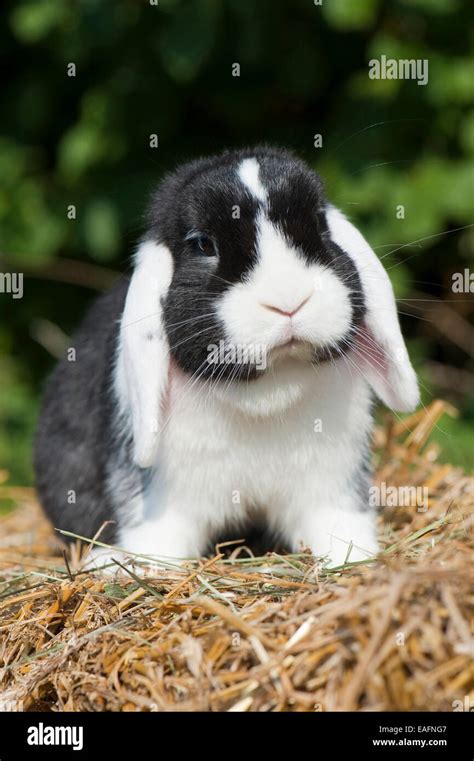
[119,355,378,567]
[326,206,419,412]
[117,241,173,467]
[216,214,353,357]
[238,158,267,202]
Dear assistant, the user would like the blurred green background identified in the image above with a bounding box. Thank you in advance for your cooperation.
[0,0,473,488]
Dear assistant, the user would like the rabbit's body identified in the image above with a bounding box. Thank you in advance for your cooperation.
[116,345,375,563]
[34,279,130,545]
[35,146,418,567]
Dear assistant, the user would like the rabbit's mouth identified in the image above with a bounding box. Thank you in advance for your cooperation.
[279,337,305,348]
[269,337,314,364]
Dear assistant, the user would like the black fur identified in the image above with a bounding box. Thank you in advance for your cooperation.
[34,279,131,544]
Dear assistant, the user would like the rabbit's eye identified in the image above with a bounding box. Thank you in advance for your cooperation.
[196,234,217,257]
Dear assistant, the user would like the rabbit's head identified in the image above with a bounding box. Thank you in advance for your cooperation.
[118,147,419,467]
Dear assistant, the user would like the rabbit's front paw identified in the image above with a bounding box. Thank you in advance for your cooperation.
[295,508,379,569]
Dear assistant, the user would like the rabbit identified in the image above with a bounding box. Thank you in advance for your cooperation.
[34,145,419,569]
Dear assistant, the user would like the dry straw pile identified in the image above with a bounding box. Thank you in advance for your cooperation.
[0,400,472,712]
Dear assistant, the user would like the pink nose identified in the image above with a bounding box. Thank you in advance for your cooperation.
[261,295,310,318]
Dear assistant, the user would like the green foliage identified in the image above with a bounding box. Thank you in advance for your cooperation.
[322,0,380,31]
[1,0,473,483]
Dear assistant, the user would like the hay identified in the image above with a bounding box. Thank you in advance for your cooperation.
[0,400,472,712]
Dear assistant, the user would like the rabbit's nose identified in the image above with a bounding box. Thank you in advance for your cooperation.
[261,294,311,318]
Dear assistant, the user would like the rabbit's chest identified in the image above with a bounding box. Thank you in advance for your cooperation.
[161,361,372,502]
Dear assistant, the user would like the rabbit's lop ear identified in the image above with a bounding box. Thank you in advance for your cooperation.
[118,241,173,468]
[326,206,419,412]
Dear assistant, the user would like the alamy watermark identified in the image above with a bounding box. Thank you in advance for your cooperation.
[368,55,429,86]
[0,272,23,299]
[27,722,83,751]
[452,269,473,293]
[452,696,473,712]
[207,340,267,371]
[370,483,429,512]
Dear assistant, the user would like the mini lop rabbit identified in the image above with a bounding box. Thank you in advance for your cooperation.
[35,146,419,568]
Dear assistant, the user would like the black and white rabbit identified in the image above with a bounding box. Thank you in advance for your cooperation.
[34,146,419,568]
